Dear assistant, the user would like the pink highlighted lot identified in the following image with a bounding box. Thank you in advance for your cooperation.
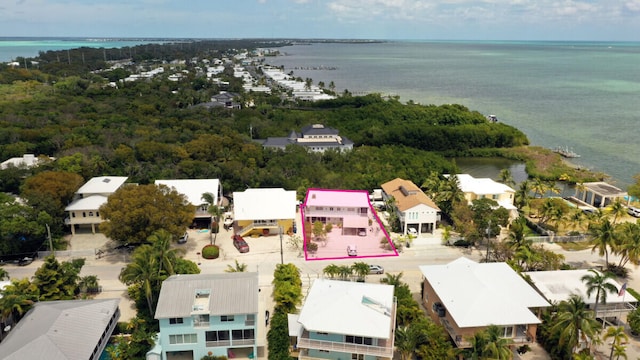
[301,188,398,261]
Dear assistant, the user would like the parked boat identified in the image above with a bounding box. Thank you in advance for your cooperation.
[553,146,580,158]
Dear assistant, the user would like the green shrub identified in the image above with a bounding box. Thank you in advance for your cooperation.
[628,307,640,335]
[202,245,220,259]
[627,287,640,302]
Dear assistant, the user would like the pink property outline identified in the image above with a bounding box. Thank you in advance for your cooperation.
[301,188,399,261]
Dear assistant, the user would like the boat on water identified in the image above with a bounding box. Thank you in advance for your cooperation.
[553,146,580,158]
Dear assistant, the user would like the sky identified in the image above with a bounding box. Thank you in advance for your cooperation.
[1,0,640,41]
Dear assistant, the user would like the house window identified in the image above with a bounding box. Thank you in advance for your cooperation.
[89,211,94,217]
[316,332,328,336]
[352,355,364,360]
[96,211,99,217]
[71,213,76,218]
[194,314,210,326]
[221,315,234,322]
[82,212,86,217]
[501,326,514,338]
[206,330,230,342]
[232,329,255,340]
[492,194,499,200]
[245,314,255,326]
[169,333,197,344]
[345,335,373,345]
[169,317,183,325]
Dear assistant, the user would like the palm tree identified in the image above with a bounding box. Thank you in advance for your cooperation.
[322,264,340,279]
[615,222,640,267]
[515,179,532,211]
[551,294,601,354]
[483,325,513,360]
[395,324,427,360]
[225,260,248,273]
[612,343,627,360]
[607,200,627,224]
[337,265,352,281]
[380,272,404,287]
[498,169,515,187]
[581,269,619,320]
[531,178,548,199]
[603,326,628,360]
[590,218,617,266]
[148,229,184,276]
[78,275,100,294]
[202,192,222,245]
[119,246,160,316]
[351,262,370,282]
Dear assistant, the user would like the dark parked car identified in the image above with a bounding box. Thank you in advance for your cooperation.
[232,235,250,253]
[18,257,34,266]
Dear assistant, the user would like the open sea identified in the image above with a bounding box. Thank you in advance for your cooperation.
[265,41,640,188]
[2,39,639,188]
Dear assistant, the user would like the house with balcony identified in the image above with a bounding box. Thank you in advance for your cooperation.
[419,257,550,348]
[65,176,129,235]
[292,278,396,360]
[154,179,223,228]
[525,269,634,322]
[381,178,440,236]
[445,174,518,219]
[302,189,374,237]
[257,124,354,153]
[232,188,297,237]
[153,273,259,360]
[0,298,120,360]
[573,182,628,208]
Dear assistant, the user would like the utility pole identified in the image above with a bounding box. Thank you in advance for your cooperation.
[485,219,491,262]
[278,226,284,265]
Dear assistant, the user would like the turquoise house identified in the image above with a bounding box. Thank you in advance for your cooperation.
[292,279,396,360]
[151,273,259,360]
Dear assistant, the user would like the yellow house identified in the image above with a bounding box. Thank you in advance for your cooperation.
[65,176,128,235]
[232,188,297,237]
[446,173,518,219]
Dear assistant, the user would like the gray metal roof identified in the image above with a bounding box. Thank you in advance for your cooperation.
[155,273,259,319]
[301,124,339,136]
[0,298,120,360]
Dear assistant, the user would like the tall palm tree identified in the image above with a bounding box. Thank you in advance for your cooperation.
[531,178,548,199]
[607,200,627,224]
[551,294,601,354]
[590,218,617,266]
[498,169,515,187]
[380,272,404,287]
[603,326,628,360]
[612,343,628,360]
[483,325,513,360]
[202,192,222,245]
[147,229,184,276]
[581,269,619,319]
[515,179,532,210]
[337,265,352,281]
[615,222,640,268]
[119,246,160,316]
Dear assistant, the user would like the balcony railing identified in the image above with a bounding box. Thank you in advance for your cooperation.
[296,336,393,358]
[232,338,256,346]
[205,339,255,347]
[206,340,231,347]
[597,303,636,318]
[237,221,280,235]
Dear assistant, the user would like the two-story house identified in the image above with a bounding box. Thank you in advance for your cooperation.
[154,179,223,228]
[420,257,550,349]
[446,174,518,219]
[152,273,259,360]
[65,176,129,235]
[302,189,373,237]
[292,278,396,360]
[232,188,297,237]
[381,178,440,236]
[257,124,354,153]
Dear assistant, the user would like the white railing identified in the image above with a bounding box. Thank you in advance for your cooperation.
[206,340,231,347]
[296,338,393,358]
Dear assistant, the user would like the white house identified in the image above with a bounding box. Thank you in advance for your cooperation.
[293,278,396,360]
[258,124,354,153]
[154,179,223,226]
[420,257,550,348]
[380,178,440,236]
[65,176,128,235]
[0,154,53,169]
[446,173,518,219]
[232,188,297,237]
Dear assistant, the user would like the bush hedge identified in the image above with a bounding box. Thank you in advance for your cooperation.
[202,245,220,259]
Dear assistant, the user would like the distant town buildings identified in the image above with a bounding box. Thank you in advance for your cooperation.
[0,154,53,170]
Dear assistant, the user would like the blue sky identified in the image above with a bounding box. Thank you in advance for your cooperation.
[2,0,640,41]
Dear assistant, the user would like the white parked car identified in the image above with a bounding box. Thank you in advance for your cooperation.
[408,228,418,236]
[347,244,357,256]
[628,206,640,218]
[369,265,384,274]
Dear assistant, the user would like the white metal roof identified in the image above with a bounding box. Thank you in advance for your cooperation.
[304,189,370,208]
[155,179,220,206]
[76,176,128,195]
[0,299,120,360]
[419,257,550,328]
[233,188,297,221]
[155,273,258,319]
[524,269,627,305]
[64,194,108,211]
[297,279,395,339]
[449,174,515,196]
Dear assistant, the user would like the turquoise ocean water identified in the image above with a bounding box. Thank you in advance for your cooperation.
[266,41,640,188]
[0,37,163,62]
